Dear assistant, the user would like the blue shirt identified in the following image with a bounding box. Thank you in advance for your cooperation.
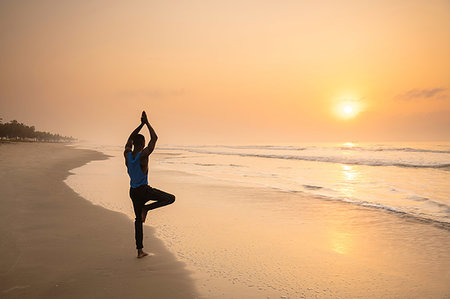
[126,152,148,188]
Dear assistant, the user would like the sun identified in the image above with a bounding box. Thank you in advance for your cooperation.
[343,105,353,114]
[335,99,361,119]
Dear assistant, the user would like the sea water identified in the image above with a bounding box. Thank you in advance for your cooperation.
[67,141,450,226]
[155,142,450,224]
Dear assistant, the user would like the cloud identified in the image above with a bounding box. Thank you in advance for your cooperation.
[396,88,448,101]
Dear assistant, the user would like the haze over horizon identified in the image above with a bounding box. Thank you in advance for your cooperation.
[1,0,449,145]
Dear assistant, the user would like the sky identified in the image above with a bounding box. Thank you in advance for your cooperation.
[1,0,449,145]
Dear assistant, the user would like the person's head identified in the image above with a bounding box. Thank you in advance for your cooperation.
[132,134,145,151]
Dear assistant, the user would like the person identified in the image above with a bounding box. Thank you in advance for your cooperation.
[124,111,175,258]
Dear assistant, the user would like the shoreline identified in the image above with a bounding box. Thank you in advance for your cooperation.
[64,144,450,298]
[0,143,198,298]
[155,143,450,226]
[161,167,450,230]
[4,142,449,298]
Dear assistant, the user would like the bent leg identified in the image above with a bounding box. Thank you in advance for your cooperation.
[144,187,176,211]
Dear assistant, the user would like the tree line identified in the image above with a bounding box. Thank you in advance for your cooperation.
[0,118,76,142]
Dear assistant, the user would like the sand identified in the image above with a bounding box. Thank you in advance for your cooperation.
[0,143,197,298]
[64,144,450,298]
[146,163,450,298]
[2,142,449,299]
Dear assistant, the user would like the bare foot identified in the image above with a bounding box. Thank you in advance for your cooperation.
[141,208,148,223]
[137,250,149,258]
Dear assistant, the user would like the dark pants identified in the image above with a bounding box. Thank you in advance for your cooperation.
[129,185,175,249]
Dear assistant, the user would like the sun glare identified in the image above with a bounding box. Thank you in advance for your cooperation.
[335,99,361,119]
[344,105,353,114]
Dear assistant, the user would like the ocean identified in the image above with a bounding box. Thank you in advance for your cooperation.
[66,141,450,227]
[156,142,450,224]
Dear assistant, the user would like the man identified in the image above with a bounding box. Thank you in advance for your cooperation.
[124,111,175,258]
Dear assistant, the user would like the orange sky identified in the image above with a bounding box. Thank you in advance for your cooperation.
[1,0,449,144]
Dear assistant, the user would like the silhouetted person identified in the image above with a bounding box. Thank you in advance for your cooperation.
[124,111,175,258]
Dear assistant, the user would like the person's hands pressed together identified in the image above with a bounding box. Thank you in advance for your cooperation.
[141,111,148,124]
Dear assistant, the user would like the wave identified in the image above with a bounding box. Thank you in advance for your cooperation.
[159,147,450,169]
[162,145,308,151]
[406,196,450,211]
[341,199,450,228]
[340,146,450,154]
[303,184,323,190]
[194,162,243,167]
[407,195,429,202]
[161,144,450,154]
[160,161,244,168]
[252,181,450,227]
[267,185,450,227]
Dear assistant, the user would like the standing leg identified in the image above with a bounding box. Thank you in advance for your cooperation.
[131,199,144,250]
[130,187,149,258]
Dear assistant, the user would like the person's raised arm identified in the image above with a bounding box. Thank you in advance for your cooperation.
[141,111,158,157]
[124,113,146,156]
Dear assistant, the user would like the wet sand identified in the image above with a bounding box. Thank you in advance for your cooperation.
[0,143,197,298]
[147,163,450,298]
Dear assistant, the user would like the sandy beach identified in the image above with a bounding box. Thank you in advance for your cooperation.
[1,142,449,298]
[0,143,197,298]
[65,143,450,298]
